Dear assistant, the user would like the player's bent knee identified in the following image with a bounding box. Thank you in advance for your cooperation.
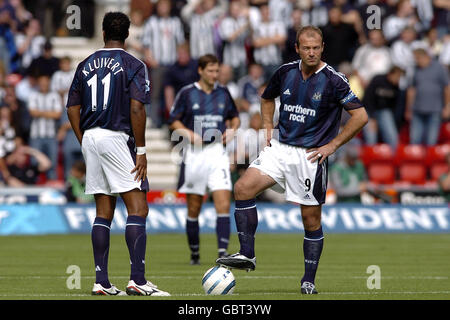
[234,180,256,201]
[301,206,322,231]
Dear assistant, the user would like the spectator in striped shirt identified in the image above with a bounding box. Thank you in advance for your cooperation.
[27,74,62,180]
[181,0,228,59]
[51,56,75,105]
[268,0,293,29]
[251,3,286,82]
[218,0,250,82]
[142,0,185,128]
[382,0,419,44]
[352,29,392,89]
[52,56,79,180]
[127,10,146,61]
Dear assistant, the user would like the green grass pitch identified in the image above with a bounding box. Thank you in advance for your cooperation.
[0,233,449,300]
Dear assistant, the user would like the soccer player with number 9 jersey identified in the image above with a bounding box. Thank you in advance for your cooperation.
[217,26,369,294]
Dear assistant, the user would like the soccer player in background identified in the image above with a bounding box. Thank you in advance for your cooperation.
[217,26,368,294]
[66,12,170,296]
[168,54,240,265]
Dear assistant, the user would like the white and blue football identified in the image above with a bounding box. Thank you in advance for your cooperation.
[202,266,235,295]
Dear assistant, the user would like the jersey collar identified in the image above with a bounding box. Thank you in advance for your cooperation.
[298,60,328,74]
[96,47,126,52]
[194,81,218,92]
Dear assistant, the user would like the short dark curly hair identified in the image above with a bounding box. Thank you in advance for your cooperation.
[102,12,130,43]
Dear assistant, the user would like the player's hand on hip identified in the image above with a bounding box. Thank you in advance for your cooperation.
[131,154,147,182]
[306,144,336,165]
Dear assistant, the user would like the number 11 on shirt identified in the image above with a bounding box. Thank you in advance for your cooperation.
[87,72,111,111]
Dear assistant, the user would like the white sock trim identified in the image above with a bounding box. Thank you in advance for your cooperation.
[216,213,229,218]
[126,223,145,227]
[93,223,111,230]
[304,236,324,241]
[235,205,256,210]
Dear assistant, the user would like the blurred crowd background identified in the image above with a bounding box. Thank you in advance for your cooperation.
[0,0,448,204]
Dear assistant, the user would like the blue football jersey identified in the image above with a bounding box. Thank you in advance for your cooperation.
[66,48,150,137]
[262,60,363,148]
[168,82,239,143]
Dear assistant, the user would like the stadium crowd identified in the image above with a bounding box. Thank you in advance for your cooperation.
[0,0,449,202]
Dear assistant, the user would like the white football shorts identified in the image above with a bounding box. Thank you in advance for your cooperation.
[249,139,328,205]
[81,127,148,195]
[178,142,232,195]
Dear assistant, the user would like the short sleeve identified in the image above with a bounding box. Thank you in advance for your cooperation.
[167,88,186,125]
[225,89,239,120]
[66,64,83,108]
[261,68,282,100]
[130,62,151,104]
[333,72,363,111]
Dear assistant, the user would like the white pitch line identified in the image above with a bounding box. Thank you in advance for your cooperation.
[0,275,447,280]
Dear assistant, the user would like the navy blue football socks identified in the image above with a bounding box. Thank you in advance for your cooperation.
[234,199,258,259]
[301,226,324,285]
[91,217,112,288]
[216,214,230,256]
[125,215,147,285]
[186,217,200,256]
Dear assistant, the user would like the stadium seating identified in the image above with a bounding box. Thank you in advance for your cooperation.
[430,163,449,182]
[362,143,450,185]
[368,163,396,185]
[361,144,395,167]
[425,144,450,182]
[425,144,450,166]
[395,144,426,165]
[398,163,427,185]
[362,144,396,185]
[438,121,450,144]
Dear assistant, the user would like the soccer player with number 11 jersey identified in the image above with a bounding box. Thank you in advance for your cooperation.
[66,12,170,296]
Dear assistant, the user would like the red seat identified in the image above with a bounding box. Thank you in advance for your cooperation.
[425,144,450,167]
[368,163,395,184]
[361,144,395,167]
[395,144,427,165]
[430,163,449,181]
[399,163,427,184]
[438,121,450,144]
